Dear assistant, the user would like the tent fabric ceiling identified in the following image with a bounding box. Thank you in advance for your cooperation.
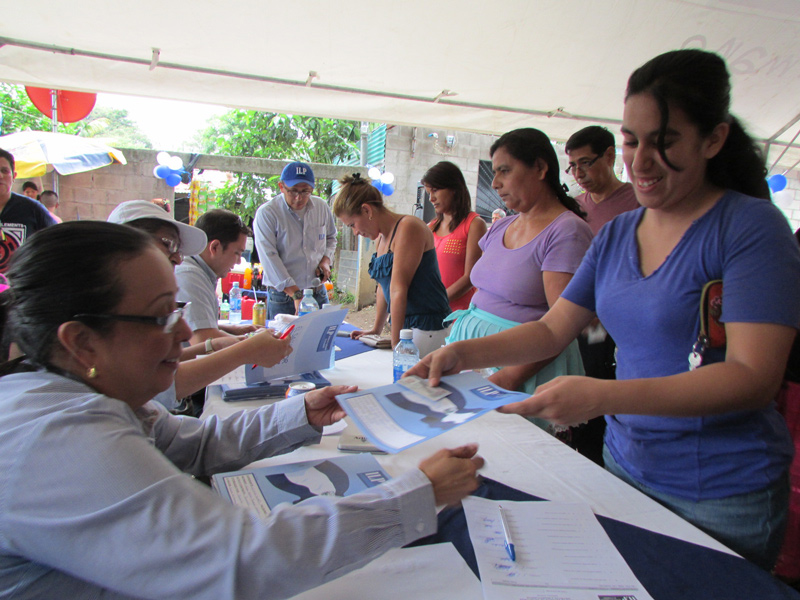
[0,0,799,172]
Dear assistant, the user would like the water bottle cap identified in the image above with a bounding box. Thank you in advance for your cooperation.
[232,282,239,287]
[303,288,313,295]
[399,329,413,340]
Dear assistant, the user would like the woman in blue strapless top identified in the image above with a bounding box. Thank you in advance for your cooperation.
[333,174,450,357]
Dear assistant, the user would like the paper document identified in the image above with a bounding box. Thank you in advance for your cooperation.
[335,371,529,453]
[463,497,654,600]
[246,307,347,384]
[212,454,390,517]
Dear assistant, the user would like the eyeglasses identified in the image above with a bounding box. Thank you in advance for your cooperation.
[285,188,313,198]
[565,155,602,175]
[73,302,191,334]
[156,236,184,261]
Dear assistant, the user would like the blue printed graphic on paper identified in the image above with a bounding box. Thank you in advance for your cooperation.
[357,470,389,487]
[317,324,338,352]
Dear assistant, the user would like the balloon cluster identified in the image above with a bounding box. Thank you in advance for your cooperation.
[368,166,395,196]
[153,152,191,187]
[768,174,787,193]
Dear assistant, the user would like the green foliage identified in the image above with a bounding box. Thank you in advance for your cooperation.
[194,111,361,221]
[79,107,153,149]
[0,83,152,149]
[0,83,79,135]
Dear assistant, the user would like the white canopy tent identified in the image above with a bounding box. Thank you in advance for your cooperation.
[0,0,798,172]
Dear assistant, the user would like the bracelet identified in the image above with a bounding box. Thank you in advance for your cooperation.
[205,338,215,354]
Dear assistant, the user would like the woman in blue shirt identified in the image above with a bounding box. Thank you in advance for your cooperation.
[408,49,800,571]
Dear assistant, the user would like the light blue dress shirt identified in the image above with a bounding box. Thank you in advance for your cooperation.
[0,371,437,599]
[254,194,337,292]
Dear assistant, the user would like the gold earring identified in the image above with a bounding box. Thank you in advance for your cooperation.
[87,366,97,379]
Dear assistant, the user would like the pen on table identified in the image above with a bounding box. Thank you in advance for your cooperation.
[498,504,516,562]
[251,325,296,369]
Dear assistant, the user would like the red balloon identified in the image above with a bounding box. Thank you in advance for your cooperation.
[25,87,97,123]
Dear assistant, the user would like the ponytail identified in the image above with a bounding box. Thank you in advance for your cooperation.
[708,117,769,200]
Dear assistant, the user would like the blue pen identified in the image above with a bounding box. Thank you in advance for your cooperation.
[498,504,516,562]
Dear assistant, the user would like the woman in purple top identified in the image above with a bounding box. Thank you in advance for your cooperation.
[409,49,800,571]
[445,128,593,434]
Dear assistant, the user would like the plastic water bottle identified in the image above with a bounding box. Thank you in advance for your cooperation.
[393,329,419,382]
[229,282,242,323]
[298,288,319,316]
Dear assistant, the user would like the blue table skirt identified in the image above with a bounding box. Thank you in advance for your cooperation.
[409,478,800,600]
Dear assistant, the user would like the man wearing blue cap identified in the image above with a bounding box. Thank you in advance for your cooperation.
[254,161,337,318]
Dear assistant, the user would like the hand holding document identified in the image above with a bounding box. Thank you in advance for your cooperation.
[463,497,654,600]
[336,371,530,453]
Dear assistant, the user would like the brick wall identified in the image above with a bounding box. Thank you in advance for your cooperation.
[56,149,175,221]
[383,126,497,215]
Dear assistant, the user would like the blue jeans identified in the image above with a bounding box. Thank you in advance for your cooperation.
[267,287,328,320]
[603,445,788,571]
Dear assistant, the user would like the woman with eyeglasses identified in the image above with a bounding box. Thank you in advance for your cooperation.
[408,49,800,571]
[107,200,284,412]
[0,221,483,599]
[440,128,593,435]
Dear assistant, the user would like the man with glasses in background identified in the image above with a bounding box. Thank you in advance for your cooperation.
[563,126,639,466]
[564,126,638,235]
[254,161,337,318]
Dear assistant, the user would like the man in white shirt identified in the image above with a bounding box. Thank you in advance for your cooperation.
[254,161,337,319]
[176,209,257,344]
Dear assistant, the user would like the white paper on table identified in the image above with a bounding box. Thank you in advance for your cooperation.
[462,497,654,600]
[287,543,482,600]
[213,365,247,387]
[322,420,347,436]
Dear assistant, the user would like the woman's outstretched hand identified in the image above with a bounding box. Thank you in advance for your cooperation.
[404,346,465,386]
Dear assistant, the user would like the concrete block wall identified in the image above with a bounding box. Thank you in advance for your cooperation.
[382,126,498,216]
[57,149,174,221]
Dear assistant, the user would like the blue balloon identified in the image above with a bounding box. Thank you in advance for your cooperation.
[165,173,181,187]
[768,174,787,193]
[383,183,395,196]
[155,164,172,179]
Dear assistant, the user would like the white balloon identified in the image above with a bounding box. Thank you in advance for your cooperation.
[380,172,395,185]
[168,155,184,171]
[152,165,161,178]
[772,189,795,209]
[368,167,381,180]
[156,151,171,166]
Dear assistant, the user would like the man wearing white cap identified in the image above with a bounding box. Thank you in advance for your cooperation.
[107,200,282,414]
[107,199,207,268]
[254,161,337,319]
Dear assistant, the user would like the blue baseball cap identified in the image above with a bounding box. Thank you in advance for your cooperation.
[280,161,315,188]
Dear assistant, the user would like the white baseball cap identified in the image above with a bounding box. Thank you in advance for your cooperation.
[107,200,207,256]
